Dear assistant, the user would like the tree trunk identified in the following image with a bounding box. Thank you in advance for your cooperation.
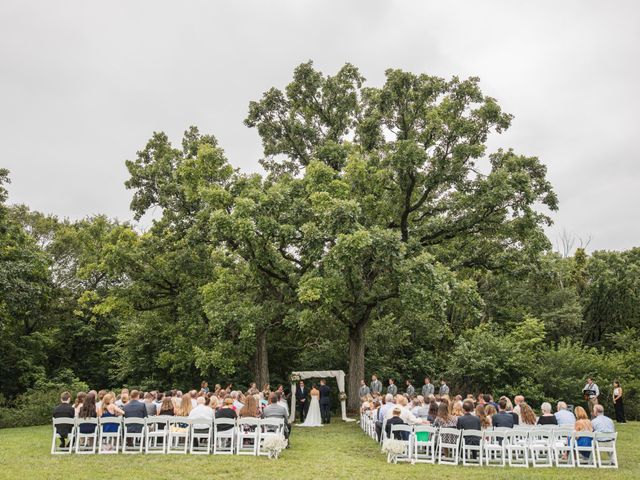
[255,327,270,388]
[347,321,366,411]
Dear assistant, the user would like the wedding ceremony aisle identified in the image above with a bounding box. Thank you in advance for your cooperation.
[1,421,638,479]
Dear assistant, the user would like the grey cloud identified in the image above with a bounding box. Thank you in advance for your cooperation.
[1,0,638,250]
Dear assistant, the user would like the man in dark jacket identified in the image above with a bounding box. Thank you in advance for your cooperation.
[457,400,482,456]
[492,398,516,428]
[385,407,409,440]
[319,379,331,424]
[123,389,147,434]
[52,391,75,448]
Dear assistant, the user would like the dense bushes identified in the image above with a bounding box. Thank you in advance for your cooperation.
[0,370,87,428]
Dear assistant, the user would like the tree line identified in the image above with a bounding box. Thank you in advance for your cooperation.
[1,62,639,424]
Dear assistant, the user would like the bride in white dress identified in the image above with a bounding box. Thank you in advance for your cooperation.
[299,385,323,427]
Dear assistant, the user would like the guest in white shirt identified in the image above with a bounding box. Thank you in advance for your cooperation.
[378,394,395,421]
[384,395,423,425]
[591,404,615,440]
[555,401,576,425]
[189,397,214,430]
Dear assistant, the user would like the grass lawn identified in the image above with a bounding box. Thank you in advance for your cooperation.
[0,420,637,479]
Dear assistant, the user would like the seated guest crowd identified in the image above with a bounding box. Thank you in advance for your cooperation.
[360,388,617,445]
[52,382,291,449]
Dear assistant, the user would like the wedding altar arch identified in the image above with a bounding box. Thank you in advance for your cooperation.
[287,370,352,422]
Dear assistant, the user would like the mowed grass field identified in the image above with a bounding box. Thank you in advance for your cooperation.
[0,420,637,479]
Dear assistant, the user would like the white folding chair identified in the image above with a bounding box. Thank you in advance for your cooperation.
[437,428,461,465]
[145,415,170,454]
[189,417,213,454]
[529,428,553,467]
[98,417,122,454]
[380,418,388,451]
[258,418,285,457]
[506,429,529,467]
[213,418,236,454]
[167,417,191,454]
[595,431,618,468]
[122,417,145,453]
[365,413,375,439]
[461,429,483,466]
[574,431,596,468]
[386,424,412,464]
[236,417,260,455]
[483,429,507,466]
[51,417,76,454]
[413,425,436,464]
[552,427,575,467]
[75,417,98,454]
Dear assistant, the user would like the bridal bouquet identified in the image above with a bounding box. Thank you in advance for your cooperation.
[262,436,288,459]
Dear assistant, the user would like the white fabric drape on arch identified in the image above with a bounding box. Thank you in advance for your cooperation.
[288,370,351,423]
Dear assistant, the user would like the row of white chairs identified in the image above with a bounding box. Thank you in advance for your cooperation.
[360,413,618,468]
[52,416,285,456]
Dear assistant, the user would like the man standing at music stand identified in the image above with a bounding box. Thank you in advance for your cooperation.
[582,376,599,417]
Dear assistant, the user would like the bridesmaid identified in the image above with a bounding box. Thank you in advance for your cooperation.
[612,380,626,423]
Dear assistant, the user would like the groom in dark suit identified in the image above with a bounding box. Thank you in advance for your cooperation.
[295,380,308,422]
[319,379,331,424]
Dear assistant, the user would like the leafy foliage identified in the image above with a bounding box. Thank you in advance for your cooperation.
[0,64,639,424]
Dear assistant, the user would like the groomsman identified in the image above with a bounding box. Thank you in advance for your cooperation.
[405,380,415,397]
[370,375,382,395]
[359,380,370,399]
[422,377,435,397]
[439,379,450,396]
[387,378,398,396]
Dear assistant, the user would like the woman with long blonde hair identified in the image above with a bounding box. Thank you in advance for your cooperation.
[451,400,464,417]
[175,392,192,416]
[574,406,593,431]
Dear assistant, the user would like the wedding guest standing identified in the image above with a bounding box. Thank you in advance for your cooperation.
[387,379,398,396]
[613,380,626,423]
[421,377,435,397]
[358,380,370,399]
[370,375,383,395]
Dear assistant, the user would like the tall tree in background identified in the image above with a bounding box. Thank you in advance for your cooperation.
[245,62,558,408]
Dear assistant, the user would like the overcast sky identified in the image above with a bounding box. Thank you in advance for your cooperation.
[1,0,638,252]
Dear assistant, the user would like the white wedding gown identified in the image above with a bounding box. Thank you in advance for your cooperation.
[299,394,323,427]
